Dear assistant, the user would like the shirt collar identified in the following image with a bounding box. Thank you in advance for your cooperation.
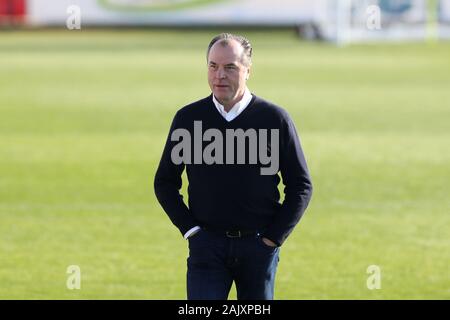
[212,88,252,116]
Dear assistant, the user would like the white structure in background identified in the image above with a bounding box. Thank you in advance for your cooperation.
[25,0,450,43]
[27,0,322,26]
[439,0,450,38]
[325,0,450,44]
[325,0,429,44]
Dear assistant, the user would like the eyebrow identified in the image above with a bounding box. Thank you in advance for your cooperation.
[208,61,238,67]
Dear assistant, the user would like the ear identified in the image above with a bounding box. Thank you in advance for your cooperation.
[246,67,251,80]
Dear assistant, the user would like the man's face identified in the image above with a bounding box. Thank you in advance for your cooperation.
[207,40,250,108]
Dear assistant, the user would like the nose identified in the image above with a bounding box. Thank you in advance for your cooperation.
[216,67,226,79]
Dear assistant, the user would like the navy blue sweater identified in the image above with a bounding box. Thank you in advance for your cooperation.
[154,94,313,246]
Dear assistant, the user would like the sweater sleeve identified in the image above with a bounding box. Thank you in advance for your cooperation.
[154,111,199,236]
[263,113,313,246]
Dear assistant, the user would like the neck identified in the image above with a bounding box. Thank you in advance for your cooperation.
[218,89,246,113]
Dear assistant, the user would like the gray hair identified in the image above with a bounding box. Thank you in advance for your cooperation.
[206,33,252,67]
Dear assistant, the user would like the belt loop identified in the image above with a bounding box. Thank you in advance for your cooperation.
[225,230,241,238]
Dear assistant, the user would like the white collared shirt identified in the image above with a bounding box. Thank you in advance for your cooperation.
[212,88,253,122]
[183,88,253,240]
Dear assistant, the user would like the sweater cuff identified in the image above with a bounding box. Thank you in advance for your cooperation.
[184,226,201,239]
[261,231,284,247]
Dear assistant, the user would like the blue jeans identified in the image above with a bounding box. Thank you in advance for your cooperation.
[187,228,280,300]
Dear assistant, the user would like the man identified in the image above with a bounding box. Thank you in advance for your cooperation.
[154,33,313,300]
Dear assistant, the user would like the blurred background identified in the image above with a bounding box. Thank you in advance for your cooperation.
[0,0,449,299]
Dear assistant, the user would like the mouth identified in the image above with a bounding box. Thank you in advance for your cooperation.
[214,85,229,89]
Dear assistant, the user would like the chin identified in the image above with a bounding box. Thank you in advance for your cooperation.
[214,93,230,101]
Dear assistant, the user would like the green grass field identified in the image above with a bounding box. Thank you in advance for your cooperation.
[0,29,449,299]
